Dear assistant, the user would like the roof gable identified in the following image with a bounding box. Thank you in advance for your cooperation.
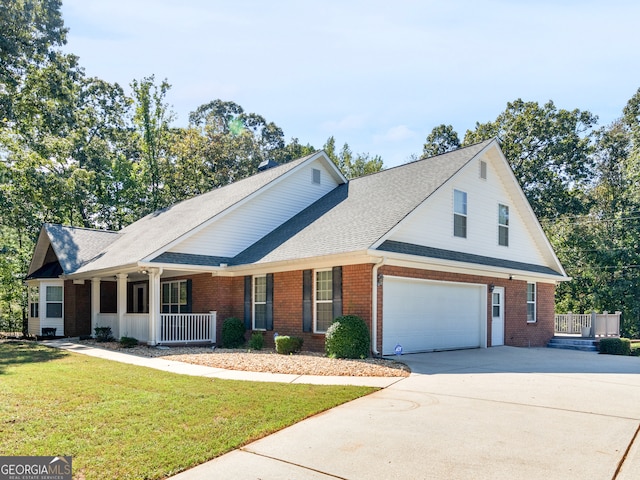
[74,151,345,274]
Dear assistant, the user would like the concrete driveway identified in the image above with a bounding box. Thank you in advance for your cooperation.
[171,347,640,480]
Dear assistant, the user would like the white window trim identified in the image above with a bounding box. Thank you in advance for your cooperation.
[313,268,333,334]
[527,283,537,323]
[161,280,187,313]
[253,275,267,331]
[45,284,63,319]
[498,203,509,247]
[453,189,467,238]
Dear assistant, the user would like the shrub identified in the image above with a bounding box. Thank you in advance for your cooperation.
[599,338,631,355]
[248,332,264,350]
[221,317,246,348]
[631,343,640,357]
[94,327,114,343]
[325,315,370,359]
[275,335,303,355]
[120,336,139,348]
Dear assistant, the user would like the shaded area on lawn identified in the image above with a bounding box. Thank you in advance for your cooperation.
[0,342,376,480]
[0,340,68,374]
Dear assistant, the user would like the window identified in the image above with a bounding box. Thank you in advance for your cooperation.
[253,276,267,330]
[29,285,39,318]
[161,280,187,313]
[45,285,63,318]
[453,189,467,238]
[312,168,321,185]
[498,204,509,246]
[314,269,333,333]
[527,283,536,323]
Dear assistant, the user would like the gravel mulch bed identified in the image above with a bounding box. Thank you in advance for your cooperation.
[77,340,411,377]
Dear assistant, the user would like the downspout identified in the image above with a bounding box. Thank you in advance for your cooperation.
[371,256,386,356]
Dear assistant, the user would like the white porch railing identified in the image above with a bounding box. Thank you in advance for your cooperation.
[160,312,217,344]
[555,311,621,337]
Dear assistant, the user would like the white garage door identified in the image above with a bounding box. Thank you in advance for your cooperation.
[382,277,485,355]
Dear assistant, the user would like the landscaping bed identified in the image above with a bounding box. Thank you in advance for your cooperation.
[78,339,411,377]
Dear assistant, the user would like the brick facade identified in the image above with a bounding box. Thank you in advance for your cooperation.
[60,262,555,353]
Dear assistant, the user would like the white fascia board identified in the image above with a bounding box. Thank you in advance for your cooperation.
[141,151,347,263]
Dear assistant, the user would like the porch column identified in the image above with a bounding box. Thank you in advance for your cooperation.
[147,268,163,346]
[116,273,128,340]
[91,277,101,337]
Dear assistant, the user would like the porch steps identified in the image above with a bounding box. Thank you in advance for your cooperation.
[547,337,598,352]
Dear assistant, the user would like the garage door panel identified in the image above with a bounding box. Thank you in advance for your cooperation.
[383,277,484,355]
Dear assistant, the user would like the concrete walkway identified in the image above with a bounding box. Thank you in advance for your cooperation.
[40,339,402,388]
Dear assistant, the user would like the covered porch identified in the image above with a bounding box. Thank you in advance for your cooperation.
[90,267,217,345]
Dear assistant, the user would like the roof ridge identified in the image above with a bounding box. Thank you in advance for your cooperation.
[348,138,494,183]
[45,223,119,234]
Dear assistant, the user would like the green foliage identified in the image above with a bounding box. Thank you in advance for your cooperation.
[248,332,264,350]
[598,338,631,355]
[221,317,246,348]
[423,124,461,157]
[94,327,114,343]
[323,136,384,179]
[119,336,139,348]
[325,315,370,359]
[275,335,304,355]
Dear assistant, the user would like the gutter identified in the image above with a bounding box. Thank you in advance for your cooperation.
[371,256,386,355]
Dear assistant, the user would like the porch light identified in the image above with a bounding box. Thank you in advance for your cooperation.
[489,284,495,292]
[141,270,148,275]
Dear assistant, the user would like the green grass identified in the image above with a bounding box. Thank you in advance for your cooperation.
[0,342,376,479]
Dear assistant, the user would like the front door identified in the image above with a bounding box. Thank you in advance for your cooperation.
[133,284,148,313]
[491,287,504,346]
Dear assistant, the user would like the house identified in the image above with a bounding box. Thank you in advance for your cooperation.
[26,139,568,355]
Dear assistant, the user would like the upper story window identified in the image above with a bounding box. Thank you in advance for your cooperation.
[453,189,467,238]
[314,269,333,333]
[161,280,187,313]
[498,204,509,246]
[253,275,267,330]
[527,283,536,323]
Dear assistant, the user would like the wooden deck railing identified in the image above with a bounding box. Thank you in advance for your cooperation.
[554,311,620,337]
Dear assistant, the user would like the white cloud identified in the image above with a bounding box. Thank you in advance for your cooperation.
[374,125,417,143]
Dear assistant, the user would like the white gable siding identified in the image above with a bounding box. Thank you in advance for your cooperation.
[169,161,340,257]
[388,154,548,267]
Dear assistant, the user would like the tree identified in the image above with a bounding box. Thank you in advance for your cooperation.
[423,124,460,157]
[322,136,383,179]
[0,0,67,123]
[131,76,174,212]
[464,99,597,219]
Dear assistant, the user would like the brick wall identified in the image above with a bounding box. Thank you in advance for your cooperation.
[377,265,555,351]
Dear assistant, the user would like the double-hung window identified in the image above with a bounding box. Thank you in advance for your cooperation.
[46,285,63,318]
[161,280,187,313]
[527,283,536,323]
[453,189,467,238]
[253,275,267,330]
[498,204,509,246]
[29,285,39,318]
[314,269,333,333]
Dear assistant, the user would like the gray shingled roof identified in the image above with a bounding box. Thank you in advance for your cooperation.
[73,153,315,274]
[233,140,493,264]
[378,240,563,276]
[43,224,120,274]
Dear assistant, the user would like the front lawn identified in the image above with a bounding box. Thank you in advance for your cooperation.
[0,342,376,479]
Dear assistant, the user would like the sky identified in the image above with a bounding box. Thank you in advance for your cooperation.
[60,0,640,167]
